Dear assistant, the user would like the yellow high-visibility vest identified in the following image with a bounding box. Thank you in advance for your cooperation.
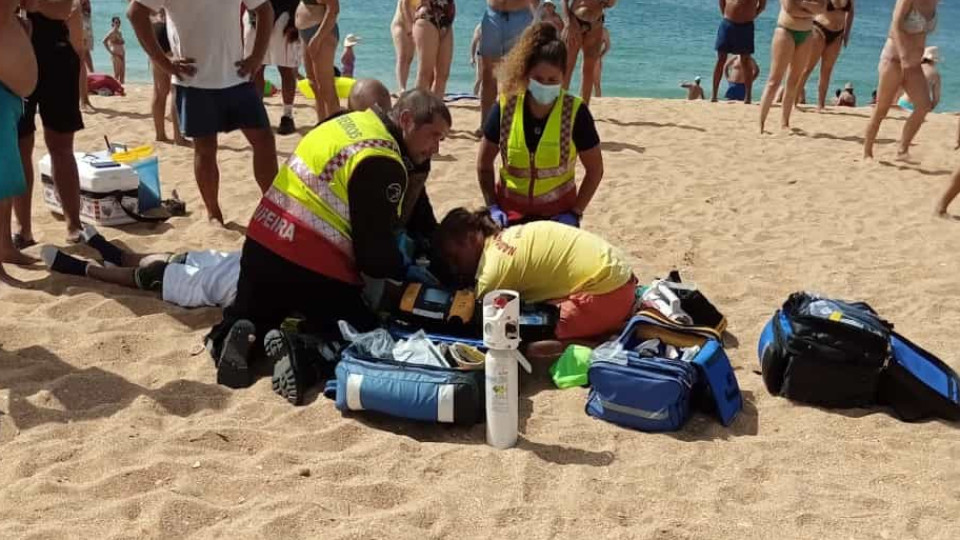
[248,110,405,283]
[497,90,581,214]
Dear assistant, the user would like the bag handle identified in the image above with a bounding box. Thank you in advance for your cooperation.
[618,310,723,346]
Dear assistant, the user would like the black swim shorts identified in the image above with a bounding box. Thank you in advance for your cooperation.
[18,13,84,137]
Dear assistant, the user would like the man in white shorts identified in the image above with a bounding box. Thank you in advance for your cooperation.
[41,226,240,309]
[244,0,302,135]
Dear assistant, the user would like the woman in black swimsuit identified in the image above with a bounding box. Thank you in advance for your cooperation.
[150,10,188,146]
[796,0,855,110]
[413,0,456,96]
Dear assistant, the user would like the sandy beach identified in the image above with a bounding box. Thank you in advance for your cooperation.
[1,85,958,539]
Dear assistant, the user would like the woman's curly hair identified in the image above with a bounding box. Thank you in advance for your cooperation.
[497,23,568,95]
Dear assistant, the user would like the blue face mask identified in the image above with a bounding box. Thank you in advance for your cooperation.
[528,79,561,106]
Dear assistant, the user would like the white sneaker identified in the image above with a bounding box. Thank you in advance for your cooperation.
[40,245,59,269]
[80,224,100,243]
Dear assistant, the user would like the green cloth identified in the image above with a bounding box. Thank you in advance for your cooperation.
[550,345,594,389]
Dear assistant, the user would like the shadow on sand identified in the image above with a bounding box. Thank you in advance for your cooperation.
[598,118,706,132]
[0,345,231,431]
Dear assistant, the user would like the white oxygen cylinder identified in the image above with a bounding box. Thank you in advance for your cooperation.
[483,290,523,449]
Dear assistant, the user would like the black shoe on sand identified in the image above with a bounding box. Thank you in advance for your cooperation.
[217,319,257,389]
[277,115,296,136]
[267,329,341,406]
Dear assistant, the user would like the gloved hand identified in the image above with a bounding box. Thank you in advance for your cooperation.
[488,205,509,228]
[405,264,440,286]
[396,231,416,267]
[553,211,581,228]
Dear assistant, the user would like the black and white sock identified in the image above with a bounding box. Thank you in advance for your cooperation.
[41,246,90,277]
[80,225,124,266]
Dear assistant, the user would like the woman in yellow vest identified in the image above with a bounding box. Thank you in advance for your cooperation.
[477,22,604,228]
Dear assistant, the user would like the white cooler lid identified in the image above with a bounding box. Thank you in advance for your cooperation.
[39,152,140,193]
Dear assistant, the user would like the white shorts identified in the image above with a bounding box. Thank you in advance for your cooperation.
[161,250,241,308]
[243,11,301,69]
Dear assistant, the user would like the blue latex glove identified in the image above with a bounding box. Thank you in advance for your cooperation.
[405,264,440,286]
[488,205,509,228]
[553,212,581,228]
[396,231,415,267]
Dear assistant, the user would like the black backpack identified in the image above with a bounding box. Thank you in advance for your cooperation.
[760,292,960,422]
[760,292,892,408]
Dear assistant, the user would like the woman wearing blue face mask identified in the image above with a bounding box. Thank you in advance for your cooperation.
[477,22,603,228]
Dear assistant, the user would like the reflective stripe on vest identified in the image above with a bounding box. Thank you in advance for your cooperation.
[248,110,405,283]
[497,91,581,214]
[263,186,353,256]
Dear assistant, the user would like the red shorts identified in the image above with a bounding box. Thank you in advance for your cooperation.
[552,277,637,341]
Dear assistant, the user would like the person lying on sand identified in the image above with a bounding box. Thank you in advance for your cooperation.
[41,226,240,308]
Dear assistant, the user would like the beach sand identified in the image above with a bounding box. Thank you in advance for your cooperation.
[1,86,958,539]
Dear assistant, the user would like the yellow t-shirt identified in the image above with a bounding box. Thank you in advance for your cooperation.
[475,222,633,303]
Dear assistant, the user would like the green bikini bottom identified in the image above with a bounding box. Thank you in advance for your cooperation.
[780,26,813,46]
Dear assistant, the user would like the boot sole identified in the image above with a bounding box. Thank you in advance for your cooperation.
[266,330,303,406]
[217,320,256,389]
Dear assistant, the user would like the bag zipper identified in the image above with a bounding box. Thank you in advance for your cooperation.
[592,356,695,389]
[345,349,480,387]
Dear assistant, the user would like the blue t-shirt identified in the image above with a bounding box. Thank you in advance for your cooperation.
[0,84,26,199]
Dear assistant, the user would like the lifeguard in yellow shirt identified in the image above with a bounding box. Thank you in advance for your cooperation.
[435,207,637,346]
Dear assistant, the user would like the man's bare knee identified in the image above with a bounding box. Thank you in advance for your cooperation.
[44,130,74,153]
[193,137,218,157]
[246,128,275,149]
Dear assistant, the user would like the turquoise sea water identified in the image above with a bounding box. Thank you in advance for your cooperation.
[91,1,958,111]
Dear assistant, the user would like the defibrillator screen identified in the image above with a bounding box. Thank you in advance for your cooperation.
[423,288,451,306]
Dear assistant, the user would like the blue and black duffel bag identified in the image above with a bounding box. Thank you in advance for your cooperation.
[759,292,960,421]
[586,310,742,432]
[758,292,891,408]
[324,334,486,426]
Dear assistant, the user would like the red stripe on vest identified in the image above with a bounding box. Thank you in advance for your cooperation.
[247,197,361,285]
[496,185,578,219]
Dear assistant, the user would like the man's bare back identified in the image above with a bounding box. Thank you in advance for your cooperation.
[489,0,533,12]
[723,0,765,23]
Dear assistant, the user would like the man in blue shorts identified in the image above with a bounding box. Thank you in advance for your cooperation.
[724,55,759,102]
[478,0,536,133]
[711,0,766,104]
[128,0,279,225]
[2,2,38,276]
